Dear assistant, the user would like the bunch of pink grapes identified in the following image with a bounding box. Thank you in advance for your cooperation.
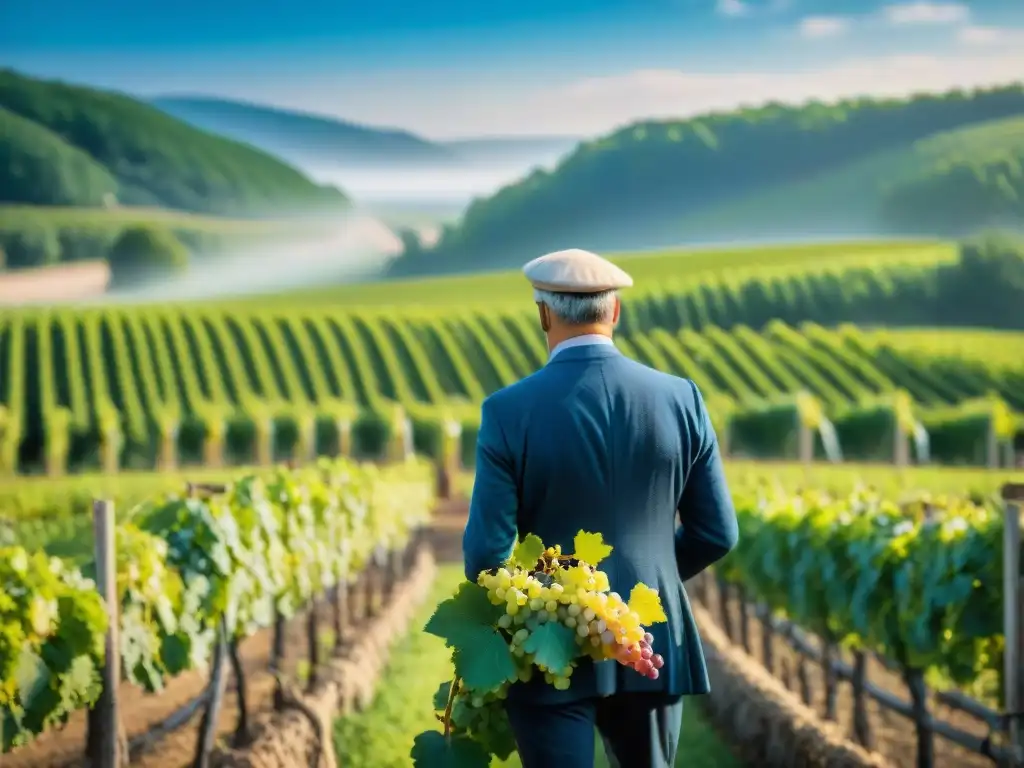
[613,632,665,679]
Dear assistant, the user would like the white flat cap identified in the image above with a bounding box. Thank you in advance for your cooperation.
[522,248,633,293]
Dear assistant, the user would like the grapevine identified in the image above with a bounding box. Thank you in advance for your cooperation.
[410,529,667,767]
[1,458,434,754]
[723,487,1003,694]
[0,548,107,751]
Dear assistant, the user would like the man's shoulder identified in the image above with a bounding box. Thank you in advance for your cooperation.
[482,367,549,411]
[617,356,700,402]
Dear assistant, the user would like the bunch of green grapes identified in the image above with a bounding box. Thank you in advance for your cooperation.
[447,681,517,760]
[479,541,666,690]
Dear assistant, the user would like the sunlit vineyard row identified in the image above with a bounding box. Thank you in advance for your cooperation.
[267,239,957,309]
[1,302,1022,475]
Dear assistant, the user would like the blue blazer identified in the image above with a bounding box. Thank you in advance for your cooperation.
[462,342,738,704]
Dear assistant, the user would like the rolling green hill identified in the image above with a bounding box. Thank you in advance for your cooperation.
[670,115,1024,241]
[388,83,1024,278]
[151,95,458,168]
[0,69,348,217]
[0,107,118,207]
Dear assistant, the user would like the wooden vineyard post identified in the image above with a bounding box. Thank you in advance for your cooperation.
[904,668,934,768]
[437,419,462,500]
[100,426,121,475]
[736,585,751,654]
[300,416,317,466]
[436,461,452,500]
[386,543,403,601]
[86,500,124,768]
[402,416,414,461]
[1003,482,1024,768]
[779,657,792,691]
[851,651,874,749]
[193,622,229,768]
[796,653,813,706]
[256,418,274,467]
[337,419,352,458]
[306,599,320,692]
[271,607,286,710]
[386,408,407,464]
[333,580,349,654]
[798,420,813,466]
[349,572,364,626]
[987,418,1000,469]
[822,640,839,721]
[202,418,225,470]
[227,634,251,748]
[715,574,734,641]
[158,421,179,472]
[893,417,908,467]
[759,605,775,675]
[366,547,385,618]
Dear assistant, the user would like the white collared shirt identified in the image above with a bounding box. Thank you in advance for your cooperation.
[548,333,615,362]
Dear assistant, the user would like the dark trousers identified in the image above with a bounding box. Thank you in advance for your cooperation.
[505,692,684,768]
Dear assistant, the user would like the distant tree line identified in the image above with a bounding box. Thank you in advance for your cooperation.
[0,216,267,271]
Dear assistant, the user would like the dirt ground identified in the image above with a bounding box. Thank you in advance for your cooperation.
[4,499,469,768]
[0,261,109,305]
[700,577,995,768]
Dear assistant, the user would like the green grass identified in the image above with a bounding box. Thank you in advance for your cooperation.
[268,239,952,309]
[333,564,742,768]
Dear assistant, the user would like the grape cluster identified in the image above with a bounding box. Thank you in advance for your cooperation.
[612,631,664,679]
[478,544,664,689]
[448,683,516,758]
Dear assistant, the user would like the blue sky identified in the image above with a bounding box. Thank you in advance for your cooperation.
[2,1,1023,138]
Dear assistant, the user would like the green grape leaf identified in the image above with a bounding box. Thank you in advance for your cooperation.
[424,583,504,649]
[63,655,98,703]
[573,530,613,566]
[452,628,517,691]
[411,730,491,768]
[433,680,452,712]
[628,584,668,625]
[522,621,578,673]
[15,649,50,709]
[512,534,545,568]
[160,634,193,677]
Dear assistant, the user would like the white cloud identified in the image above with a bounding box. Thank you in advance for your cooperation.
[881,2,969,26]
[717,0,750,17]
[545,51,1024,136]
[957,25,1024,46]
[798,16,851,39]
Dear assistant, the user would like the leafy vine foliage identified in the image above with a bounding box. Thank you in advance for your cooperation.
[411,531,668,767]
[719,488,1002,692]
[1,457,433,753]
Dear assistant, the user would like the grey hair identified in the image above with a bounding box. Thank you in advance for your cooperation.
[533,288,617,325]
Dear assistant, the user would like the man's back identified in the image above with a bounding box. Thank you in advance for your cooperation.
[462,342,737,704]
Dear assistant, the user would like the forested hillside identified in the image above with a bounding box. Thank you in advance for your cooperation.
[0,69,348,216]
[389,83,1024,277]
[151,96,457,168]
[0,107,118,207]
